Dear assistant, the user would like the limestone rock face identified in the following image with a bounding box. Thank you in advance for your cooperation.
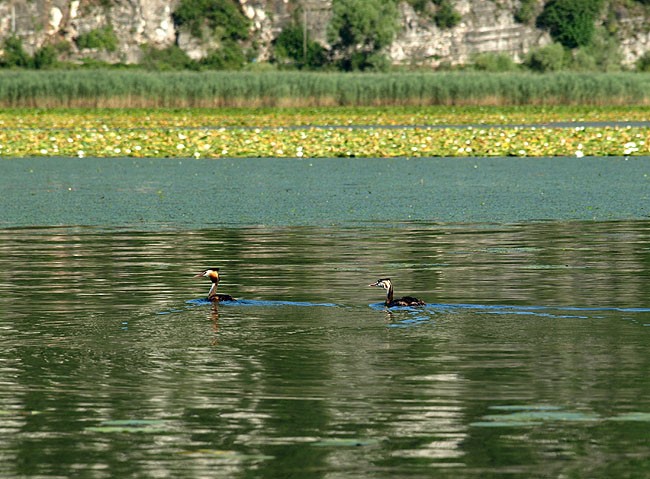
[390,0,551,67]
[0,0,646,67]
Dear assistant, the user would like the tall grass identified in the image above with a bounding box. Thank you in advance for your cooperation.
[0,70,648,107]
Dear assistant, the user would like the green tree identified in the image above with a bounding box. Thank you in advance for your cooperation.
[273,24,326,69]
[537,0,603,49]
[0,37,32,68]
[327,0,399,71]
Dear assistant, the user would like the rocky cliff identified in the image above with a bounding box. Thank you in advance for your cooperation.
[0,0,647,67]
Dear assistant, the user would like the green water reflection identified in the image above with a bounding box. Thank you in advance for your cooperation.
[1,222,650,478]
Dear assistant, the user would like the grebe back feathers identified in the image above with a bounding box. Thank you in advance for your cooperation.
[369,278,425,307]
[195,268,236,302]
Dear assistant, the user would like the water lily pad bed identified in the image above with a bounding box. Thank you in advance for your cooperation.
[0,125,646,158]
[0,106,648,129]
[311,438,380,447]
[85,419,171,434]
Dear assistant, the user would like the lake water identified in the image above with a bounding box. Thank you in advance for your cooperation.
[1,157,650,478]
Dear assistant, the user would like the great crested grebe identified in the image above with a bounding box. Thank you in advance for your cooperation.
[195,268,236,302]
[369,278,425,307]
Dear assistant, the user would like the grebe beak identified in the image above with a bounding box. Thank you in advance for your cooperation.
[369,282,379,287]
[194,273,205,277]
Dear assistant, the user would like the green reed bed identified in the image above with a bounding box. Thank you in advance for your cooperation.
[1,70,649,107]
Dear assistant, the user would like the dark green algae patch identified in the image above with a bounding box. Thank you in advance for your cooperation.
[2,156,650,228]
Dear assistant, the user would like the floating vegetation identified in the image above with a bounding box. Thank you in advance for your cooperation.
[0,409,41,416]
[179,449,273,461]
[85,419,171,434]
[0,105,648,129]
[0,107,647,158]
[312,438,380,447]
[489,405,564,411]
[609,412,650,422]
[472,405,600,427]
[0,123,647,159]
[474,405,650,427]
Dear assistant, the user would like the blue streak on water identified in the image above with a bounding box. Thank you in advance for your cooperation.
[186,298,339,307]
[156,298,339,316]
[369,302,650,328]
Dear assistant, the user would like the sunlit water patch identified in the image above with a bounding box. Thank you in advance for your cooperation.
[1,222,650,478]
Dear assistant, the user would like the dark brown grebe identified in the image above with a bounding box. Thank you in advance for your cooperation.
[195,268,236,302]
[369,278,425,307]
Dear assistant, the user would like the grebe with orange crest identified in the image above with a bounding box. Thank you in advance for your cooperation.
[195,268,236,302]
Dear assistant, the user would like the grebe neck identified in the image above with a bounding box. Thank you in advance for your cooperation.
[208,281,220,300]
[386,284,394,305]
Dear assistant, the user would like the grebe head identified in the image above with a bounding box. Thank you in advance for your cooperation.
[369,278,392,290]
[195,268,221,283]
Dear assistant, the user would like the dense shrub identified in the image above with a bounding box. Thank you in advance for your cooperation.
[433,0,461,29]
[200,39,246,70]
[405,0,430,12]
[140,45,198,71]
[524,43,567,72]
[76,25,118,52]
[571,28,622,72]
[0,37,32,68]
[637,52,650,72]
[33,45,58,69]
[471,53,519,72]
[537,0,604,49]
[272,24,327,70]
[514,0,538,24]
[172,0,249,40]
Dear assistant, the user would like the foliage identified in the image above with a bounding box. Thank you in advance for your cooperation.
[0,107,647,158]
[76,25,118,52]
[0,37,32,68]
[569,28,622,72]
[537,0,604,49]
[328,0,399,71]
[524,43,567,72]
[200,40,247,70]
[32,46,58,69]
[140,45,198,71]
[514,0,538,24]
[637,51,650,72]
[405,0,430,13]
[2,105,648,129]
[471,53,519,72]
[433,0,461,29]
[272,24,327,70]
[172,0,249,41]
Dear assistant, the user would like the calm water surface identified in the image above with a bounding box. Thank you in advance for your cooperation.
[1,157,650,478]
